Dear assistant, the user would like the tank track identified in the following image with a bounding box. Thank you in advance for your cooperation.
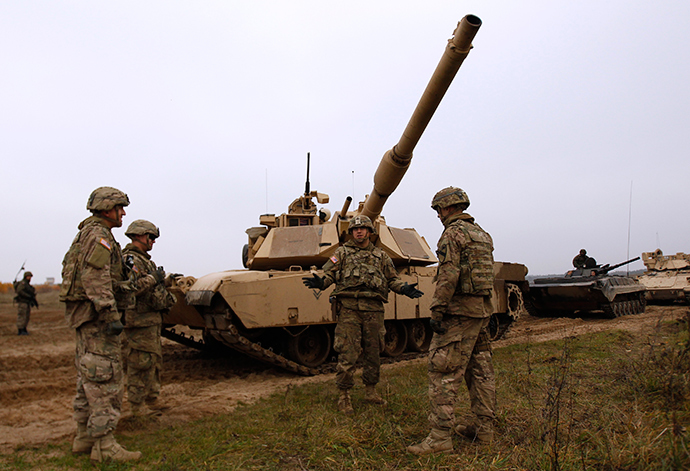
[206,313,321,376]
[602,295,646,319]
[164,313,429,377]
[489,283,528,341]
[162,327,206,350]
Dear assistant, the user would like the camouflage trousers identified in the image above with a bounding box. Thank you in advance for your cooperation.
[125,324,162,405]
[16,302,31,330]
[73,317,124,439]
[427,316,496,431]
[334,307,384,390]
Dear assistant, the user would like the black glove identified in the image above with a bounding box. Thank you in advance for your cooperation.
[400,282,423,299]
[152,266,166,284]
[106,319,124,335]
[302,274,325,290]
[429,319,447,335]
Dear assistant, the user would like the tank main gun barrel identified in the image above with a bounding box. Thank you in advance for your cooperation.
[599,256,641,274]
[339,196,352,219]
[361,14,482,221]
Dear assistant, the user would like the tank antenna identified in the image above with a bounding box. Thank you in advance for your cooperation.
[265,168,268,214]
[626,180,633,274]
[304,152,311,209]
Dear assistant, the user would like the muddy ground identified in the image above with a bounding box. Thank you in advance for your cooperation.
[0,291,686,454]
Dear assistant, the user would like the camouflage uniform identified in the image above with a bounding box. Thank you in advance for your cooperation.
[60,215,131,441]
[426,210,496,437]
[573,249,597,269]
[321,240,407,391]
[14,273,36,334]
[123,243,175,409]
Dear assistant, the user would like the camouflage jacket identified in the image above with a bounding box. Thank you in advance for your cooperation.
[60,216,128,328]
[321,240,406,310]
[430,212,494,319]
[123,243,176,327]
[14,279,36,304]
[572,254,587,268]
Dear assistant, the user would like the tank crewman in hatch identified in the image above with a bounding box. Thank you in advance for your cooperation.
[573,249,598,269]
[14,271,37,335]
[59,186,142,463]
[302,214,424,415]
[122,219,177,418]
[408,187,496,455]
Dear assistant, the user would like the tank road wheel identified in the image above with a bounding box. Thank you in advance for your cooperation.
[286,325,332,368]
[405,319,432,352]
[382,321,408,357]
[603,303,616,319]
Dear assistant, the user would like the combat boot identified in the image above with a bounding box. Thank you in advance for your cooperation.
[90,433,142,462]
[72,423,95,454]
[406,428,453,455]
[364,384,387,406]
[131,402,163,418]
[455,421,493,443]
[337,389,354,415]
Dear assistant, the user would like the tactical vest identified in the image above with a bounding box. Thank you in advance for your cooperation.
[14,279,35,304]
[59,217,125,303]
[331,244,390,301]
[453,220,494,296]
[126,249,176,313]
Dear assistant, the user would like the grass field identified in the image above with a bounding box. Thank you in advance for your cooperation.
[2,307,688,470]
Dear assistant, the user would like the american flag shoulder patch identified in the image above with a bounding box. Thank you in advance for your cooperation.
[330,255,339,264]
[99,238,112,251]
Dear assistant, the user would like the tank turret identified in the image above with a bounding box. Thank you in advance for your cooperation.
[638,249,690,304]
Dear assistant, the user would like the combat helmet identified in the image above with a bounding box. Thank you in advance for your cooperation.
[431,186,470,211]
[24,271,33,279]
[125,219,160,240]
[348,215,376,234]
[87,186,130,212]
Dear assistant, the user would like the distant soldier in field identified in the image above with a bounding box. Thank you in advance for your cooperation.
[573,249,597,269]
[302,215,423,415]
[408,187,496,455]
[122,219,177,418]
[59,186,141,463]
[14,271,37,335]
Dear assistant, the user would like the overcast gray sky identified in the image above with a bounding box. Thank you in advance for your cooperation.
[2,1,689,283]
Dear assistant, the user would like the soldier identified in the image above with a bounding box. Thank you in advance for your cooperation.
[408,187,496,455]
[573,249,597,269]
[14,271,37,335]
[302,215,423,415]
[59,186,141,463]
[122,219,176,417]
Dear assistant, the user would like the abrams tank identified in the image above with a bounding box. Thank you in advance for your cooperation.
[638,249,690,304]
[164,15,529,375]
[528,257,646,318]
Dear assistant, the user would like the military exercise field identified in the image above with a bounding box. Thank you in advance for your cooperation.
[0,288,686,455]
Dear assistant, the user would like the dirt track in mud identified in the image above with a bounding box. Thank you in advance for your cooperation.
[0,292,686,454]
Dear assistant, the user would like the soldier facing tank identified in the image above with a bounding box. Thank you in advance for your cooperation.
[122,219,177,418]
[302,215,423,414]
[59,186,141,462]
[408,187,496,455]
[14,271,37,335]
